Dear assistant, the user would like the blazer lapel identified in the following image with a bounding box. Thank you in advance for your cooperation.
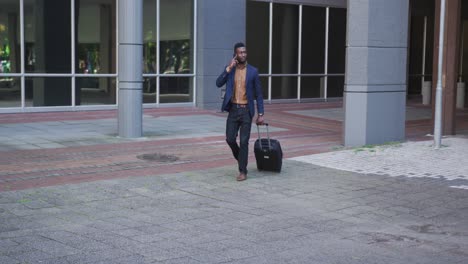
[245,65,249,90]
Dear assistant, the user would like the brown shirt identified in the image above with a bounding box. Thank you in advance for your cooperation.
[232,64,247,104]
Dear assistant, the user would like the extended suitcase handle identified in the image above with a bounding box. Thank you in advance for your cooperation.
[256,123,272,150]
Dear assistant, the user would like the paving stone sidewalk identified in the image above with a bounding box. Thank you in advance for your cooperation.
[292,136,468,190]
[1,104,467,263]
[1,157,467,263]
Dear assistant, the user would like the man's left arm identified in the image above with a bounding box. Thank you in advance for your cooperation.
[254,71,265,125]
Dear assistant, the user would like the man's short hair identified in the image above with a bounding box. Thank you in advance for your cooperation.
[234,42,246,53]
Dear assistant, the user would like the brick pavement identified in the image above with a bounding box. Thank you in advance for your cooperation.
[0,102,345,191]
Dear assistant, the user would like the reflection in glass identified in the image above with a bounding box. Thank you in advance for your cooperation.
[246,1,269,74]
[300,77,322,99]
[143,77,156,104]
[24,0,72,73]
[77,77,116,105]
[272,4,298,74]
[0,77,21,107]
[272,77,297,99]
[327,76,345,98]
[25,77,71,107]
[302,6,325,74]
[159,77,192,103]
[0,2,20,73]
[76,0,116,74]
[143,0,157,73]
[160,0,193,74]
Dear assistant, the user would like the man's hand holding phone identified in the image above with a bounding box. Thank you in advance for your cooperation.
[226,55,238,73]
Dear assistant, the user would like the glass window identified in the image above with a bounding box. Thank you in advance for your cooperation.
[300,77,322,99]
[143,0,157,73]
[328,8,346,74]
[0,1,20,73]
[77,77,116,105]
[159,77,192,103]
[272,4,298,74]
[0,77,21,107]
[246,1,269,74]
[301,6,326,74]
[259,76,268,99]
[143,77,156,103]
[272,77,297,99]
[327,76,344,98]
[76,0,116,74]
[25,77,71,107]
[24,0,72,73]
[160,0,193,74]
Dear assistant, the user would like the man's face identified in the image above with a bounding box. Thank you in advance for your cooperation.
[235,47,247,64]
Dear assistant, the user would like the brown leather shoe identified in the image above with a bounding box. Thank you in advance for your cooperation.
[236,173,247,181]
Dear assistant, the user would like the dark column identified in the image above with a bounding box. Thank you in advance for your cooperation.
[33,0,72,106]
[432,0,462,135]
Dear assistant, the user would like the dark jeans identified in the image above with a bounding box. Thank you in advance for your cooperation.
[226,106,252,174]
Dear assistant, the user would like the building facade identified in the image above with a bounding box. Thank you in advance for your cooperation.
[0,0,466,145]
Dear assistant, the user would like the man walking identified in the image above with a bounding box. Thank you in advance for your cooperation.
[216,42,265,181]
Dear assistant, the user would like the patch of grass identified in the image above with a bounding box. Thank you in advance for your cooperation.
[18,198,31,204]
[353,141,402,153]
[331,145,345,151]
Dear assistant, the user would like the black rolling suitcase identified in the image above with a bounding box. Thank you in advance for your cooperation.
[254,123,283,172]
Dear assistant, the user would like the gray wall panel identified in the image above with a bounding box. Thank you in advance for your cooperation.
[346,84,406,93]
[346,47,407,86]
[196,76,225,109]
[347,0,408,47]
[343,93,368,144]
[365,92,406,143]
[344,92,406,146]
[196,0,246,110]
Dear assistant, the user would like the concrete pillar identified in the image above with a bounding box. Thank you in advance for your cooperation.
[343,0,409,147]
[196,0,245,110]
[432,0,462,135]
[118,0,143,138]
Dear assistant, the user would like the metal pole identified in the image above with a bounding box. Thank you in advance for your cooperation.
[71,0,76,107]
[20,0,25,108]
[324,7,329,100]
[434,0,446,149]
[460,22,464,81]
[193,0,197,106]
[297,5,302,101]
[268,2,273,102]
[422,16,427,87]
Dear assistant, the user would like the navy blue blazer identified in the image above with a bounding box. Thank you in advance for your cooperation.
[215,64,264,119]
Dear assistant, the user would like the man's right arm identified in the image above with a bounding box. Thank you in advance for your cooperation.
[216,58,237,87]
[216,67,230,88]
